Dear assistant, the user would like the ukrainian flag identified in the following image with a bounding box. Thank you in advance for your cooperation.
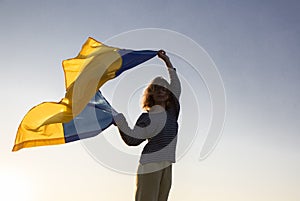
[13,37,157,151]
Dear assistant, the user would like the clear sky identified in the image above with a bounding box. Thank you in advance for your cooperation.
[1,0,299,201]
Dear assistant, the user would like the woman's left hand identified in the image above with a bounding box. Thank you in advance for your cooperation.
[157,49,170,62]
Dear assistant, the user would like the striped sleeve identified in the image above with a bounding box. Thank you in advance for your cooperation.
[168,68,181,100]
[114,113,151,146]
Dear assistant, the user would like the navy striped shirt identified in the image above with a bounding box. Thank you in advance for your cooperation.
[114,68,181,164]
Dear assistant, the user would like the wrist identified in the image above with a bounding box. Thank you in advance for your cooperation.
[163,57,170,63]
[165,60,173,68]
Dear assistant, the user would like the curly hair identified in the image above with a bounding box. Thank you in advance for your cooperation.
[141,77,178,112]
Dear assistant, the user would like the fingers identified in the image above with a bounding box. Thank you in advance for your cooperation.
[158,49,166,55]
[157,49,169,60]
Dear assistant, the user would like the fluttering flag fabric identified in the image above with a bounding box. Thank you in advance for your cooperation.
[13,37,157,151]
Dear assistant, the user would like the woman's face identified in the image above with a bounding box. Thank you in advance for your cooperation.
[152,85,169,105]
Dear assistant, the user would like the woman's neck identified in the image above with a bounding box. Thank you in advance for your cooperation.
[155,101,166,108]
[150,105,166,113]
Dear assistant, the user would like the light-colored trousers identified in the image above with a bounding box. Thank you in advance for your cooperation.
[135,163,172,201]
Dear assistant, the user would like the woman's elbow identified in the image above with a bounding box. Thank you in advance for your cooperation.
[126,142,140,146]
[121,135,143,146]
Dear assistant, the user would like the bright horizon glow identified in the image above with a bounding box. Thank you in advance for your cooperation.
[0,170,32,201]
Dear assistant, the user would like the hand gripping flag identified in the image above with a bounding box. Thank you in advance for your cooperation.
[13,37,157,151]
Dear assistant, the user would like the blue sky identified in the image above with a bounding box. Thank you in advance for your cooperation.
[0,0,299,200]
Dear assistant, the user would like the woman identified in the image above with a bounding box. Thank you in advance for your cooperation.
[113,50,181,201]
